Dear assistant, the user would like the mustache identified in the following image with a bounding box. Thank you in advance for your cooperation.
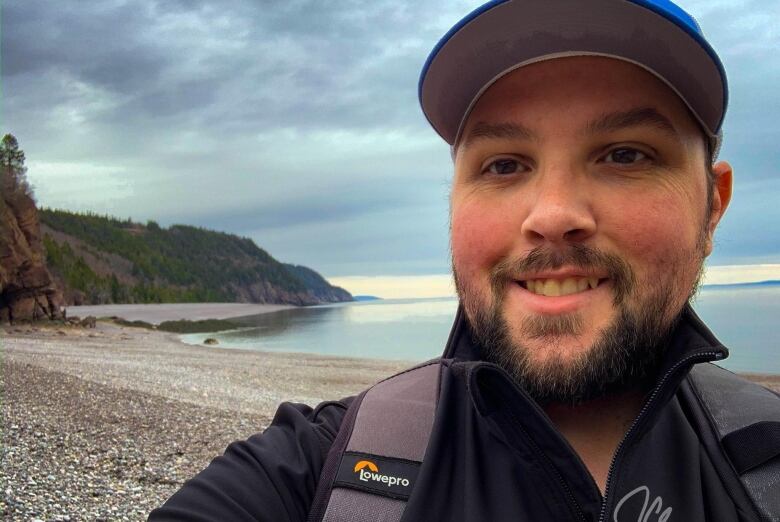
[489,244,636,304]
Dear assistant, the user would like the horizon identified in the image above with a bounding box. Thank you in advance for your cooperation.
[328,265,780,299]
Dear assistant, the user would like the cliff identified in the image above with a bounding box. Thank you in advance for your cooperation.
[283,263,353,303]
[0,191,63,323]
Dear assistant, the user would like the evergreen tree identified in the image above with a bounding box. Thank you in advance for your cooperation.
[0,133,34,200]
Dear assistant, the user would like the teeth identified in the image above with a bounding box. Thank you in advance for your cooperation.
[523,277,600,297]
[543,279,561,297]
[561,278,578,295]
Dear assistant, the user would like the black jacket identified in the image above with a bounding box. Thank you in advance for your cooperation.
[149,306,764,521]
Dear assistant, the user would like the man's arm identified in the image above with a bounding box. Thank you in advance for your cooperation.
[148,399,351,522]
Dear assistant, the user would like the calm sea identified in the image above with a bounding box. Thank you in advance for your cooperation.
[181,286,780,374]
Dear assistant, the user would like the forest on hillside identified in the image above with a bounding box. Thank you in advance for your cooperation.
[40,208,351,305]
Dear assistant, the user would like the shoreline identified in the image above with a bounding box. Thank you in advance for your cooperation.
[65,302,297,325]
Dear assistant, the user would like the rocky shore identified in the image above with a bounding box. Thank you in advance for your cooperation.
[1,322,409,521]
[2,320,779,521]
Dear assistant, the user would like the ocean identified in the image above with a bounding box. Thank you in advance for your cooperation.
[181,286,780,374]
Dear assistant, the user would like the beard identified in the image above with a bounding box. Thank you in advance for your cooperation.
[454,243,705,406]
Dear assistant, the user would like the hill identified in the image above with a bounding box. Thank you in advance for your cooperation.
[38,208,352,306]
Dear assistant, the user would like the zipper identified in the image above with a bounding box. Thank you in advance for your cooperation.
[503,410,588,522]
[597,350,724,522]
[481,365,590,522]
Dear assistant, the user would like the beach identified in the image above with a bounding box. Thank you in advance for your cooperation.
[2,305,779,521]
[1,308,409,521]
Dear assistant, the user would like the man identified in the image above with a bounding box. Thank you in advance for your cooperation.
[151,1,780,520]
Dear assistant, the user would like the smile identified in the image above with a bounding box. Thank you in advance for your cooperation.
[518,277,605,297]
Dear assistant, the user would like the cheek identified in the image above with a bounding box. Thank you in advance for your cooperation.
[605,197,702,279]
[450,198,514,279]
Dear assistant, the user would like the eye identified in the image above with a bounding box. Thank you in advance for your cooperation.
[603,147,650,165]
[483,158,524,175]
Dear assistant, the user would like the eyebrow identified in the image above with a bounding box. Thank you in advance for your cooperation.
[458,121,537,151]
[457,107,680,152]
[585,107,680,138]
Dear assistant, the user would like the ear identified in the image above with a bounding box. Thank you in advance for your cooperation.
[704,161,733,256]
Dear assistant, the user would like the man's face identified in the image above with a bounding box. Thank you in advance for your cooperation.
[450,57,732,403]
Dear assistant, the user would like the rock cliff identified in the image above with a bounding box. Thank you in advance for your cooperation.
[0,191,63,323]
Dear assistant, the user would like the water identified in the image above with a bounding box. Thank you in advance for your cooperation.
[182,298,457,362]
[690,286,779,374]
[181,287,780,374]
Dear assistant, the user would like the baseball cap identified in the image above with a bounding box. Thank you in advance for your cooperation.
[418,0,727,155]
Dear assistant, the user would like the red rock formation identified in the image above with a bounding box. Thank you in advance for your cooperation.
[0,191,63,323]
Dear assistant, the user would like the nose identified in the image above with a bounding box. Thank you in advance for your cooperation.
[520,166,597,244]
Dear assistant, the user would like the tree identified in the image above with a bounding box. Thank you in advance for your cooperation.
[1,133,34,200]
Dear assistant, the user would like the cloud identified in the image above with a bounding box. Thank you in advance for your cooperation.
[3,0,778,277]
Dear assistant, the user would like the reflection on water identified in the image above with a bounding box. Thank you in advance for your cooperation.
[181,288,779,373]
[225,306,342,338]
[181,298,458,361]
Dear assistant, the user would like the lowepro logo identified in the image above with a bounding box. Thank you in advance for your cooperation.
[353,460,410,488]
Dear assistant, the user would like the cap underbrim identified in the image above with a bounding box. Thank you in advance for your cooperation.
[419,0,727,149]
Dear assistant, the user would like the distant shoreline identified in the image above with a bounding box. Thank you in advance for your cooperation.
[701,279,780,289]
[65,302,297,325]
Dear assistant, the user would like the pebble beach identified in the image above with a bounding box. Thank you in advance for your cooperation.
[1,315,409,521]
[2,308,779,521]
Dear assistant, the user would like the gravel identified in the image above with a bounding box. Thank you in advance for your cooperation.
[1,323,409,521]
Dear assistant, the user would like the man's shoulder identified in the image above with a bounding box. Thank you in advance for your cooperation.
[285,359,448,440]
[685,362,780,425]
[688,363,780,405]
[683,362,780,470]
[683,363,780,520]
[269,396,356,449]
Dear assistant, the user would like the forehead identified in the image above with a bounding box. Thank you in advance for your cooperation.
[456,56,702,147]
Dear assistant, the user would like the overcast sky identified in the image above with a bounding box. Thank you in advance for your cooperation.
[3,0,779,289]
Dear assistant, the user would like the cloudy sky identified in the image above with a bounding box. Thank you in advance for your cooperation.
[3,0,779,295]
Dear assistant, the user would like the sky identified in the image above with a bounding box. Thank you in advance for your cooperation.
[3,0,779,297]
